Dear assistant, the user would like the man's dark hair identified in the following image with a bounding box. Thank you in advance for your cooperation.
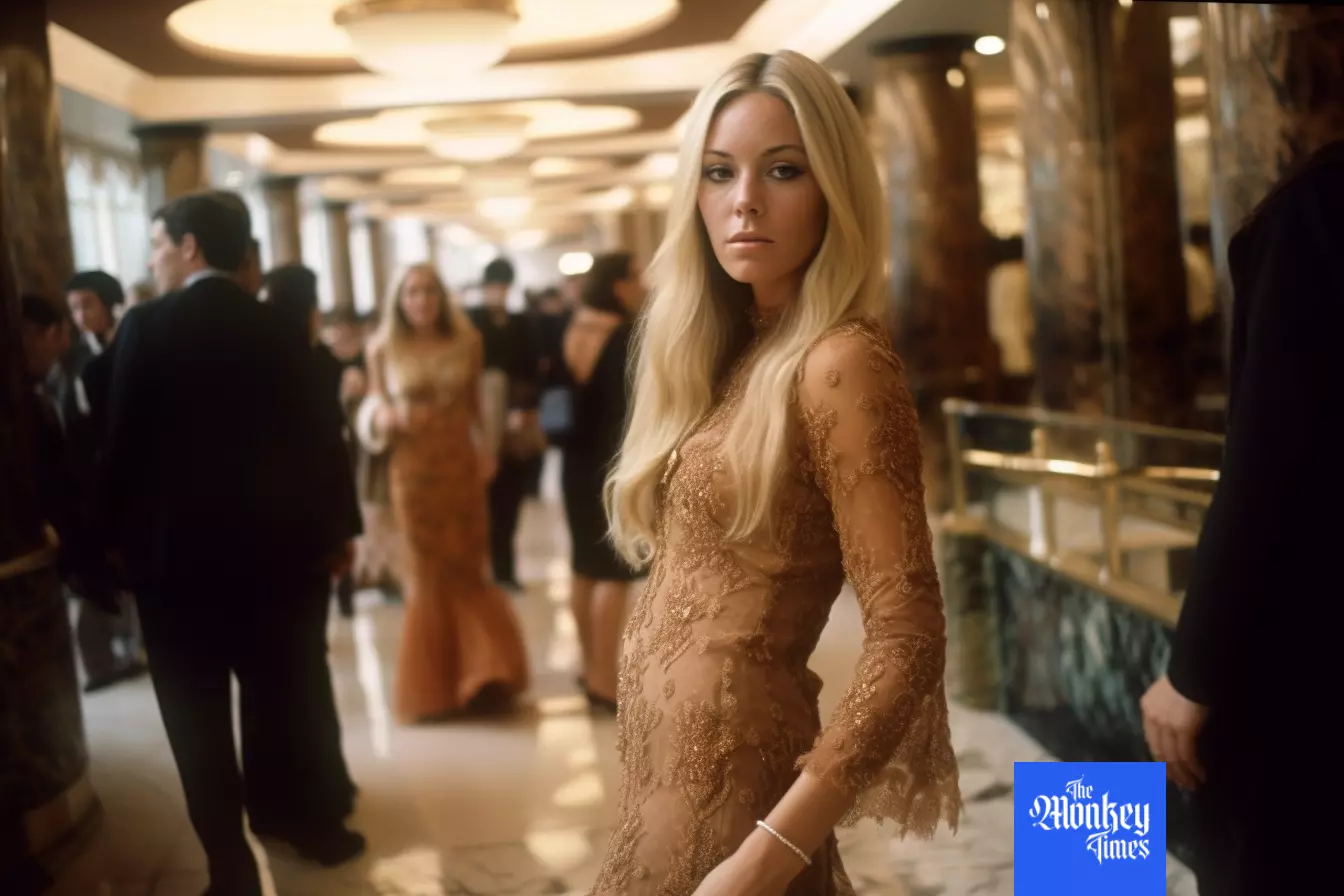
[482,257,516,286]
[21,293,62,329]
[65,270,125,312]
[153,194,250,273]
[582,252,634,316]
[197,189,254,236]
[262,264,320,344]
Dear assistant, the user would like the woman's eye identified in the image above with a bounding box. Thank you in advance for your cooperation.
[702,165,733,182]
[770,164,803,180]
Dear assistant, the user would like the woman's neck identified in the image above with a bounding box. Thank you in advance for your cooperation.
[750,276,799,318]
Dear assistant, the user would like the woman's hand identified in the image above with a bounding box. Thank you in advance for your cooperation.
[690,829,804,896]
[373,403,398,436]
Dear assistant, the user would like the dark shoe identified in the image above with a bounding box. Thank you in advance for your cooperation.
[201,848,262,896]
[252,822,366,867]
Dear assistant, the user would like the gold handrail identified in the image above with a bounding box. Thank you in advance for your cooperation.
[942,397,1226,445]
[942,400,1223,626]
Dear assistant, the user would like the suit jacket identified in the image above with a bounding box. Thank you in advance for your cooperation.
[1166,141,1344,723]
[80,343,116,449]
[101,275,361,588]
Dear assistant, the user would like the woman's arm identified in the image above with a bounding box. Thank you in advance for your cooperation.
[695,322,961,895]
[467,335,498,482]
[354,340,396,454]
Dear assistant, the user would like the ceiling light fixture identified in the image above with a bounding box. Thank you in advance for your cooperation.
[334,0,521,77]
[975,35,1005,56]
[381,165,467,186]
[169,1,680,71]
[424,114,531,162]
[477,196,533,220]
[558,252,594,276]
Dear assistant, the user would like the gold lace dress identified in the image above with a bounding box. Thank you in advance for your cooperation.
[590,318,960,896]
[359,336,530,722]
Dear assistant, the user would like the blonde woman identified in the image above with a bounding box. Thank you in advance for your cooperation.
[591,51,960,896]
[357,264,530,722]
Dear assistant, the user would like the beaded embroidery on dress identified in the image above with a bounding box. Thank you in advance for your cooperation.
[590,317,960,896]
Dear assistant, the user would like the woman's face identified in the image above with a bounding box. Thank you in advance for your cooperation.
[399,268,442,332]
[697,91,825,299]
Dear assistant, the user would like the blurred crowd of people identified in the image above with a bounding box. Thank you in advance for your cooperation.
[20,186,646,896]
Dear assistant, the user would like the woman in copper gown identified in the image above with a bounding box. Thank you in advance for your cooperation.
[357,264,530,722]
[592,51,960,896]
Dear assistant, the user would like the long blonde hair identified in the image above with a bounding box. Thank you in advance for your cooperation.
[374,262,475,351]
[605,50,889,564]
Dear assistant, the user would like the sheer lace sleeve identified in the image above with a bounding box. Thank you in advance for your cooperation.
[795,320,961,836]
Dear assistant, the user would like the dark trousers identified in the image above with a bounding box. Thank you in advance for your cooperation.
[488,456,531,585]
[1187,720,1311,896]
[242,570,355,827]
[138,566,347,883]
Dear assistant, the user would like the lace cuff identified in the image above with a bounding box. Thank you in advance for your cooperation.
[796,637,961,835]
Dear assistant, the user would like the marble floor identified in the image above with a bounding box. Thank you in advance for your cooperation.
[51,454,1198,896]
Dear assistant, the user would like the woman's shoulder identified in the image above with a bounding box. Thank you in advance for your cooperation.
[798,316,899,387]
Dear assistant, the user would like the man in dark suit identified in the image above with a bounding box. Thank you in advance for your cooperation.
[102,195,363,896]
[1140,140,1344,894]
[467,257,541,590]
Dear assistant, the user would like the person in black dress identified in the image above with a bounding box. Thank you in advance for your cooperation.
[560,252,646,711]
[1140,138,1344,895]
[257,262,361,826]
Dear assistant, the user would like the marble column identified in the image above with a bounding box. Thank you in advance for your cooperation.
[423,222,441,273]
[1203,5,1344,356]
[0,0,97,884]
[365,216,389,314]
[324,201,355,314]
[617,207,661,263]
[871,35,994,511]
[1012,0,1193,426]
[260,176,302,266]
[135,124,208,214]
[1112,1,1193,427]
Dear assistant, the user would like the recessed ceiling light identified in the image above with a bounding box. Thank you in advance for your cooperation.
[975,35,1006,56]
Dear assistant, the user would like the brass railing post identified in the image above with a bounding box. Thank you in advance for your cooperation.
[1096,440,1123,579]
[945,404,967,517]
[1031,427,1057,559]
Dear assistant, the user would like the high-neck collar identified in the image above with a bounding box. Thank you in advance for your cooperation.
[748,305,784,334]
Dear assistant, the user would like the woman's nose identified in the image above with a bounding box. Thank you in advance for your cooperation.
[732,174,762,218]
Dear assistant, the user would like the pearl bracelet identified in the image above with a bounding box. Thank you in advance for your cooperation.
[755,820,812,867]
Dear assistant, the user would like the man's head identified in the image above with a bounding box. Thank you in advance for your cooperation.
[21,293,65,379]
[148,194,250,294]
[261,263,321,345]
[64,270,123,339]
[481,257,515,310]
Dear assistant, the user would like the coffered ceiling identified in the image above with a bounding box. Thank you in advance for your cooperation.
[47,0,768,77]
[45,0,1206,241]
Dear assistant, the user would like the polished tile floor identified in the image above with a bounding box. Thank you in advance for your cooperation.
[53,453,1198,895]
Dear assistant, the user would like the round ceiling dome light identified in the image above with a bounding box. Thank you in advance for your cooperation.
[168,1,680,72]
[423,114,531,162]
[334,0,521,77]
[974,35,1006,56]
